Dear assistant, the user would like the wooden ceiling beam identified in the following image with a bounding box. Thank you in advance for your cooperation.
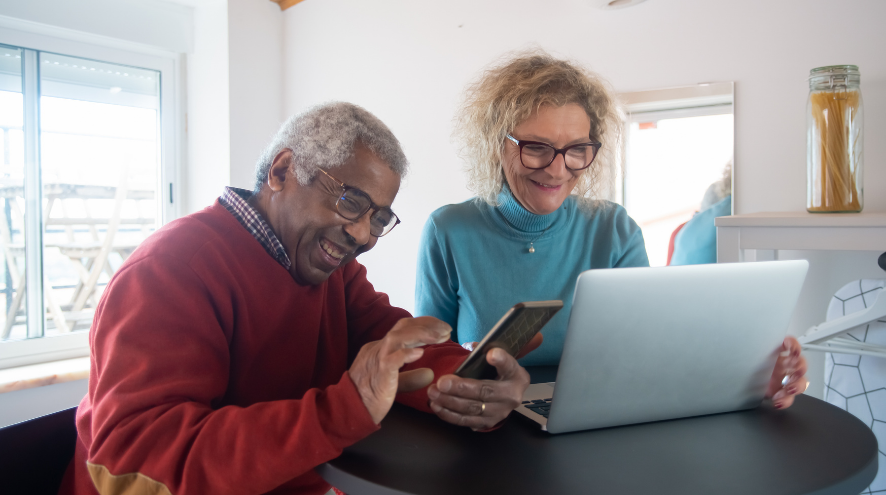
[270,0,305,11]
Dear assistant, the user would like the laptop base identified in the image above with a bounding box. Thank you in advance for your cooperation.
[514,382,555,431]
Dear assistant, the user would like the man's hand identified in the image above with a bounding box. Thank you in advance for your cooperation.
[349,317,452,424]
[427,347,530,431]
[766,336,809,409]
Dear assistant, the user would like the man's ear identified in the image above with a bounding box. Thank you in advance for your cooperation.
[267,149,292,192]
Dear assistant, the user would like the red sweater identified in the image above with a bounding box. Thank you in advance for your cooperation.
[59,201,468,495]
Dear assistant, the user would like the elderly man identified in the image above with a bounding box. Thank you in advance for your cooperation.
[60,103,533,495]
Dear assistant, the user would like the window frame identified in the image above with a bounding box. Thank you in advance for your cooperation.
[0,24,183,370]
[619,82,734,209]
[617,83,735,267]
[622,103,734,211]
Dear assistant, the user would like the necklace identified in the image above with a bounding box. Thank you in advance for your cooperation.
[527,224,550,253]
[503,216,553,254]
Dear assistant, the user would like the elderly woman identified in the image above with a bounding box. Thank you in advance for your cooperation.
[415,51,807,409]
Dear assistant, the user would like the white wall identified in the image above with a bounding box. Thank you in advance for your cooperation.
[277,0,886,314]
[0,0,193,53]
[227,0,284,190]
[186,0,285,211]
[185,0,232,213]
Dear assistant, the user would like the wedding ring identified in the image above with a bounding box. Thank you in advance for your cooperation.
[480,402,486,415]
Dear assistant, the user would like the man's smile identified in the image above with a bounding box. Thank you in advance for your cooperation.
[319,237,350,265]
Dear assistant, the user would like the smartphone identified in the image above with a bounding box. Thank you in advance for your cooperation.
[454,300,563,380]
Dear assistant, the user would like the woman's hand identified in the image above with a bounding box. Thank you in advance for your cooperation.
[766,336,809,409]
[427,347,530,431]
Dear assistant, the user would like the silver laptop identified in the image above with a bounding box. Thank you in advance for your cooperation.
[516,260,809,434]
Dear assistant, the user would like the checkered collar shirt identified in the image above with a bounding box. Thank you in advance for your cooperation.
[218,187,291,270]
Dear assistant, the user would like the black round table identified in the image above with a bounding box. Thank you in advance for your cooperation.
[318,366,878,495]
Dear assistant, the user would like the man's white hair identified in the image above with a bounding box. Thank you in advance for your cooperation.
[254,102,408,193]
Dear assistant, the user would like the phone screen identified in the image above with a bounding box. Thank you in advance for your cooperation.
[454,300,563,380]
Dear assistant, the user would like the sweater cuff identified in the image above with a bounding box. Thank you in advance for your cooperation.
[317,371,380,446]
[395,361,463,413]
[475,416,509,432]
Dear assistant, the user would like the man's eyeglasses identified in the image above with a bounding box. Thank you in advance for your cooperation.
[506,134,602,171]
[317,168,401,237]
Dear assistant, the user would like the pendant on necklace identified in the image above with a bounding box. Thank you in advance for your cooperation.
[528,243,536,254]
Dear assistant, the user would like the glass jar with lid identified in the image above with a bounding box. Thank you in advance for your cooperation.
[807,65,863,212]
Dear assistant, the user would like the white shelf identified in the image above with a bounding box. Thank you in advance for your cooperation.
[716,212,886,256]
[717,211,886,228]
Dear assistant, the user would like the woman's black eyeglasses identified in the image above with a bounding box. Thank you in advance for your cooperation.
[317,168,401,237]
[506,134,601,171]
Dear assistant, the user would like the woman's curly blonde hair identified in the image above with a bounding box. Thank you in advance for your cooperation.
[454,50,622,208]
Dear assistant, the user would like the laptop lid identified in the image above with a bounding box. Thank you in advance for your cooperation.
[545,260,808,434]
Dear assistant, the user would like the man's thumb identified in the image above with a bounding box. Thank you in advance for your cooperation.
[397,368,434,393]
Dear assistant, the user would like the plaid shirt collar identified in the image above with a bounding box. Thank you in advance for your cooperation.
[218,187,291,270]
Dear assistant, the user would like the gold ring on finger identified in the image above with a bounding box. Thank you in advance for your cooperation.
[480,402,486,415]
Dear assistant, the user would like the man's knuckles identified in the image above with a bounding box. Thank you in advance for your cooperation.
[392,316,451,336]
[478,384,496,401]
[384,327,449,349]
[450,378,477,396]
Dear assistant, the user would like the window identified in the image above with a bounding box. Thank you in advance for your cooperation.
[620,83,734,267]
[0,31,179,369]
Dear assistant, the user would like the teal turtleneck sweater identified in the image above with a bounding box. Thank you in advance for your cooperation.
[415,188,649,366]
